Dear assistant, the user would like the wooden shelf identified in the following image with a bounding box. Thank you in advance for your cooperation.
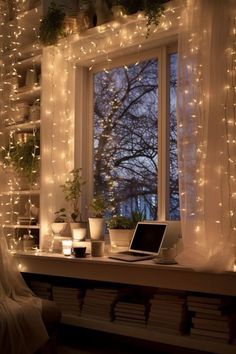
[14,54,41,71]
[3,44,42,63]
[14,85,41,102]
[1,189,40,196]
[5,120,40,131]
[61,314,236,354]
[3,224,40,229]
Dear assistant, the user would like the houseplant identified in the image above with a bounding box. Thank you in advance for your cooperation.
[88,194,107,240]
[51,207,67,236]
[1,130,40,188]
[108,212,145,251]
[108,215,134,251]
[39,1,66,46]
[60,168,86,233]
[110,0,165,36]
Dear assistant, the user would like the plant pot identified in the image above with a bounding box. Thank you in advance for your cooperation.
[70,222,87,237]
[51,222,67,236]
[109,229,134,252]
[72,227,87,241]
[88,217,106,240]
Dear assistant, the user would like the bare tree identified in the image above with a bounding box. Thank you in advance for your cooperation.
[93,55,179,219]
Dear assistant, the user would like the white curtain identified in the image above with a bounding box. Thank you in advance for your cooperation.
[176,0,236,271]
[0,230,48,353]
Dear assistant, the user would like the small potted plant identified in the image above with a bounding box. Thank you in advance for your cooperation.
[88,194,107,240]
[108,215,134,251]
[60,168,86,234]
[51,207,67,236]
[1,130,40,189]
[109,0,164,37]
[108,211,145,251]
[51,207,67,235]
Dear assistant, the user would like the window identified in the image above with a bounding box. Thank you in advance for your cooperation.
[78,46,179,220]
[93,58,158,219]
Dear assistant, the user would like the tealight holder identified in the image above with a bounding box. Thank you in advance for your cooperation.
[62,239,72,256]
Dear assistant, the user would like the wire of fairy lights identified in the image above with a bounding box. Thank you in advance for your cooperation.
[0,1,41,249]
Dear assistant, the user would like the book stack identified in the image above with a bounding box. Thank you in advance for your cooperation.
[52,286,83,316]
[30,280,52,300]
[147,289,188,335]
[81,288,118,321]
[113,301,148,328]
[187,294,232,343]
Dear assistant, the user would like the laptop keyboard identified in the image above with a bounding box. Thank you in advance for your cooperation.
[120,251,149,257]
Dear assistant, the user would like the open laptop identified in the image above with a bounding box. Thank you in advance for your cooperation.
[108,222,167,262]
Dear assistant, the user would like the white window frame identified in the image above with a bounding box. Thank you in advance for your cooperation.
[75,43,177,221]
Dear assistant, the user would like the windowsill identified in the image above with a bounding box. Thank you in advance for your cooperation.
[13,250,236,296]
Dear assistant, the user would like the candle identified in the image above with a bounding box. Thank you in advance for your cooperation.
[62,239,72,256]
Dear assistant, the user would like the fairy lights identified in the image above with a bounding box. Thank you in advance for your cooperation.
[38,3,184,248]
[176,1,236,270]
[1,1,187,251]
[0,2,41,250]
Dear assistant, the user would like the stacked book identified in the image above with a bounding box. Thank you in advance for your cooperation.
[17,216,37,225]
[30,280,52,300]
[187,294,233,343]
[81,288,118,321]
[52,286,83,316]
[113,301,148,328]
[147,289,189,335]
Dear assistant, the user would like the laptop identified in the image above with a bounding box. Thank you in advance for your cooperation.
[108,222,167,262]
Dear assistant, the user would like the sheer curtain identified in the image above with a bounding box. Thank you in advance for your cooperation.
[0,230,48,353]
[176,0,236,271]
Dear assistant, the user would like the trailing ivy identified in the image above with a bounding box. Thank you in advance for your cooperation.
[1,130,40,183]
[110,0,165,37]
[39,1,66,46]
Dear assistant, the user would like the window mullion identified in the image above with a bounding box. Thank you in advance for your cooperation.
[75,66,91,221]
[158,46,170,220]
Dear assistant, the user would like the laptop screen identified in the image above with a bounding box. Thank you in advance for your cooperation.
[129,222,167,254]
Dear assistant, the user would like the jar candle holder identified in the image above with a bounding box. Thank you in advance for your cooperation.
[62,239,72,256]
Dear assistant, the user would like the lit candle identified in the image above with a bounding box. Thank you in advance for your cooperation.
[62,239,72,256]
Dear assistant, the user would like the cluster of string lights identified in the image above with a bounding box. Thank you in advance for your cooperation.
[0,1,41,249]
[0,1,184,249]
[177,3,236,256]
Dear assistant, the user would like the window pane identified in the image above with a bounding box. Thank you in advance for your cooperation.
[169,52,180,220]
[93,59,158,219]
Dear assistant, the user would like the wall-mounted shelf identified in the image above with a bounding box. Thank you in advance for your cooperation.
[1,190,40,196]
[3,224,40,229]
[5,120,41,131]
[14,54,42,71]
[12,85,41,103]
[3,44,42,64]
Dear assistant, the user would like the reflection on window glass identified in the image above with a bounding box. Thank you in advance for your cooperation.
[169,53,180,220]
[93,59,158,219]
